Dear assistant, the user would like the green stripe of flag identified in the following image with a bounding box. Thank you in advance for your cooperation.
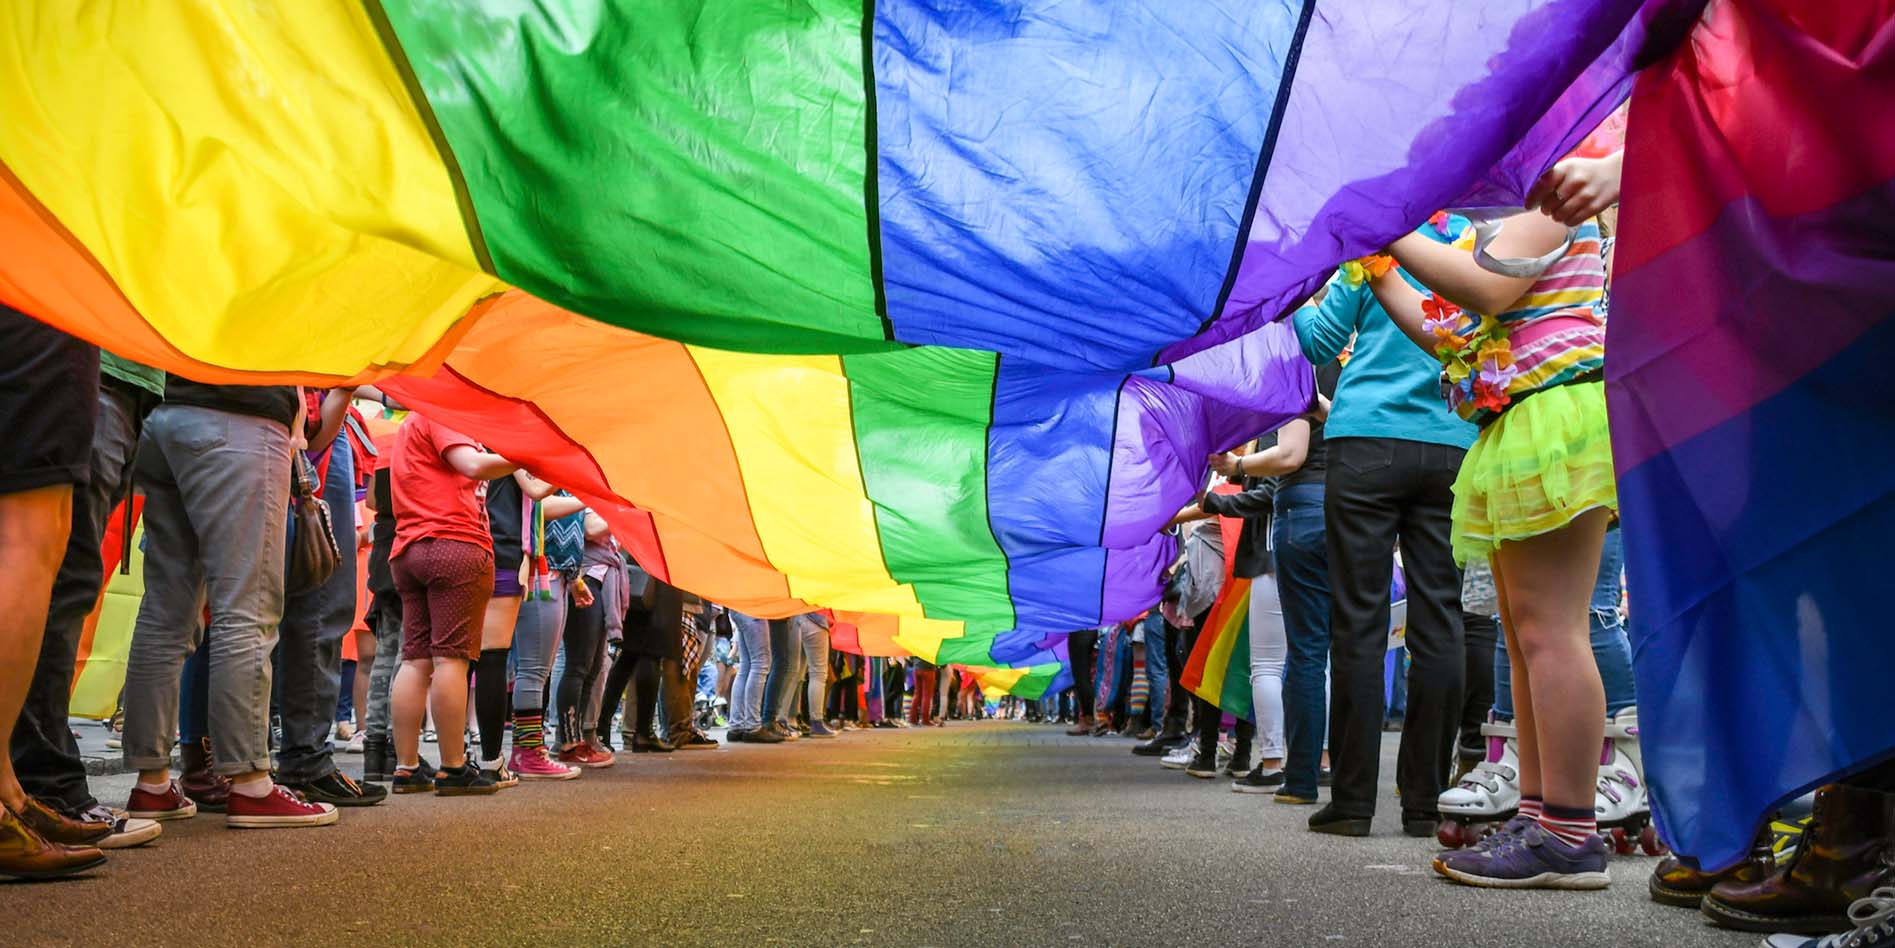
[846,347,1016,632]
[378,0,894,354]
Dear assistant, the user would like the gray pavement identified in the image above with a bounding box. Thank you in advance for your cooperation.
[9,722,1756,948]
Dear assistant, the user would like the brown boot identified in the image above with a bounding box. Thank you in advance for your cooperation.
[180,736,230,813]
[1064,714,1093,737]
[16,797,112,846]
[1702,784,1895,933]
[1650,822,1777,907]
[0,805,106,879]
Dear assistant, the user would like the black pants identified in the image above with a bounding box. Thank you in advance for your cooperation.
[597,646,660,742]
[1459,611,1500,757]
[557,592,608,744]
[1069,630,1098,719]
[1324,437,1467,818]
[883,661,905,719]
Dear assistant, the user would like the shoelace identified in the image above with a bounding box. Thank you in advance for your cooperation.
[1828,888,1895,948]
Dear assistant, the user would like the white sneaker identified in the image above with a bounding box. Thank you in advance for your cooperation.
[341,730,366,754]
[1160,739,1199,769]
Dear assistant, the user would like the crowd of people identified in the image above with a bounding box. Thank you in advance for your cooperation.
[0,147,1888,948]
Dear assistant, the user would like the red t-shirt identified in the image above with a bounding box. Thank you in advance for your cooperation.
[390,414,491,560]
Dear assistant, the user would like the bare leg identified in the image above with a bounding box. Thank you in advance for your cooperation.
[1491,509,1610,811]
[0,486,74,811]
[480,596,519,652]
[393,660,432,765]
[1490,556,1540,802]
[429,657,472,769]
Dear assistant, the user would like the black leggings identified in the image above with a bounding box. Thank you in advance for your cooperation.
[1069,630,1098,718]
[597,647,660,742]
[556,594,608,745]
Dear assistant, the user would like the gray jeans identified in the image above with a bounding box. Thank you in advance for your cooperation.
[365,592,402,742]
[274,433,356,781]
[122,404,290,776]
[512,573,567,711]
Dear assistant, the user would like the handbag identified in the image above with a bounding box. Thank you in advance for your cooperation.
[286,451,341,595]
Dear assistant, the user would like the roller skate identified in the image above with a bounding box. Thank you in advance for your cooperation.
[1596,707,1667,857]
[1436,715,1520,849]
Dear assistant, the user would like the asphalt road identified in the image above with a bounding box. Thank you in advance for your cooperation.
[8,723,1758,948]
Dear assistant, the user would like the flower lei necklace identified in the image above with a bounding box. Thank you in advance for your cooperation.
[1423,295,1516,413]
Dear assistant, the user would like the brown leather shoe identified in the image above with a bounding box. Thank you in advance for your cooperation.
[181,736,230,813]
[1650,823,1776,907]
[0,805,106,879]
[1703,784,1895,933]
[1064,715,1093,737]
[16,797,112,846]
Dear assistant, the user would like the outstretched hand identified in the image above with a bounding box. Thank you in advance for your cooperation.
[1526,152,1622,226]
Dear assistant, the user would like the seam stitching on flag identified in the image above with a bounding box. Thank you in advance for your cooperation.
[860,1,894,342]
[982,351,1018,633]
[1196,0,1322,350]
[360,0,498,276]
[1095,376,1129,623]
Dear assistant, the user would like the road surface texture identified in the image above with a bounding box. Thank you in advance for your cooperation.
[8,722,1755,947]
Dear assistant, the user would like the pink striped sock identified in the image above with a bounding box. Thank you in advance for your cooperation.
[1536,803,1598,846]
[1518,796,1544,821]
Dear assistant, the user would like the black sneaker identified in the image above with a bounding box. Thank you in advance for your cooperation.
[1132,732,1188,757]
[678,732,720,750]
[1225,751,1252,777]
[745,726,786,744]
[391,758,436,795]
[1308,803,1373,837]
[1184,752,1219,779]
[726,729,751,743]
[1232,767,1286,794]
[284,772,388,808]
[433,762,499,797]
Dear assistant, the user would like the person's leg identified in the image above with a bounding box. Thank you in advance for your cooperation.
[1141,613,1171,732]
[802,622,830,728]
[15,385,140,815]
[863,657,885,724]
[474,590,522,765]
[121,419,203,786]
[1589,527,1637,716]
[1248,579,1288,770]
[555,591,606,749]
[1068,631,1097,725]
[1392,444,1469,818]
[594,644,634,741]
[631,655,660,741]
[276,438,357,784]
[390,555,433,770]
[762,618,797,727]
[733,614,770,731]
[1319,438,1404,821]
[1459,612,1499,751]
[0,485,76,815]
[507,576,565,760]
[1491,509,1610,817]
[184,411,292,791]
[1275,485,1333,799]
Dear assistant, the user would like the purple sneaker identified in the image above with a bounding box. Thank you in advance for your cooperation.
[1432,821,1611,890]
[1466,814,1535,854]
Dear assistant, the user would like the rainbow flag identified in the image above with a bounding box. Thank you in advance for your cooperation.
[1,2,1666,688]
[1179,506,1253,719]
[1612,0,1895,870]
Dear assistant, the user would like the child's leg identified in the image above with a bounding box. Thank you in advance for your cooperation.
[1489,561,1538,803]
[1491,510,1610,812]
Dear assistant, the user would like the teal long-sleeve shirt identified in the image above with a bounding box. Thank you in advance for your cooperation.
[1291,272,1477,450]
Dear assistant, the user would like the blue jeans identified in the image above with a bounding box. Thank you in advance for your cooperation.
[1274,483,1332,797]
[730,613,770,730]
[275,434,357,781]
[1139,611,1170,728]
[1493,526,1636,718]
[762,618,801,724]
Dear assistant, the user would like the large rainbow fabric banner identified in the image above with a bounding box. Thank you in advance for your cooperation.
[0,2,1666,682]
[1611,1,1895,869]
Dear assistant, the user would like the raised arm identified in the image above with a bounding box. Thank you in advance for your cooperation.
[441,444,519,481]
[1209,419,1311,479]
[513,470,559,501]
[541,495,586,520]
[1384,210,1566,315]
[1365,269,1440,355]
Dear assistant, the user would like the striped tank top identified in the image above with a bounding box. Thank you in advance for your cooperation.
[1445,219,1606,425]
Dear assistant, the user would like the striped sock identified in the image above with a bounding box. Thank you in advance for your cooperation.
[1518,796,1544,821]
[1537,803,1598,846]
[514,710,545,751]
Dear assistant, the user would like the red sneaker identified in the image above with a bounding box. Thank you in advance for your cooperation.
[510,746,581,780]
[225,784,339,829]
[557,744,615,769]
[126,780,198,822]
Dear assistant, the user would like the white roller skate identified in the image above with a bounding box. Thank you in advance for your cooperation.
[1436,715,1520,849]
[1596,706,1667,856]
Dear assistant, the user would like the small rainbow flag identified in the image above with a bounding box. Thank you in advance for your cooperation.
[1179,497,1253,719]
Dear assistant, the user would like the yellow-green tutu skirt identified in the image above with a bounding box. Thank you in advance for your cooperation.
[1451,380,1617,565]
